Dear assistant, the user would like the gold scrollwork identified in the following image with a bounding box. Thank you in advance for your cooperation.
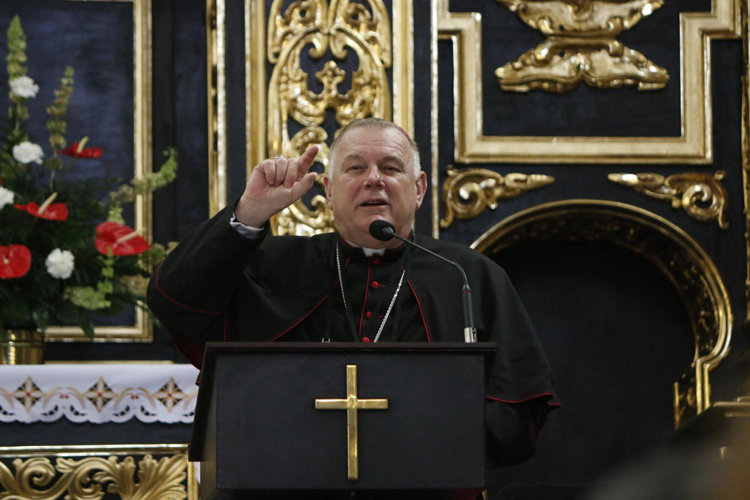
[266,0,393,235]
[0,454,187,499]
[495,0,669,93]
[440,165,554,228]
[608,171,729,229]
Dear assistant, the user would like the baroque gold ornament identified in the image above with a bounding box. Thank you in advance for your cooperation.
[495,0,669,93]
[440,166,554,228]
[608,171,729,229]
[266,0,393,235]
[0,453,187,499]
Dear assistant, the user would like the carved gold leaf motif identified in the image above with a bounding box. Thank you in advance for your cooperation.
[495,0,668,93]
[267,0,392,235]
[0,454,187,499]
[440,166,554,228]
[609,171,729,229]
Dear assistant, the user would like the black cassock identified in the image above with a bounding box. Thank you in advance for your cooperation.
[147,205,559,467]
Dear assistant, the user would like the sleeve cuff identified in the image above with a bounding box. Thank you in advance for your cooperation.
[230,212,265,239]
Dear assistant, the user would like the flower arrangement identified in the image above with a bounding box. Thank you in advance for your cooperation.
[0,16,176,339]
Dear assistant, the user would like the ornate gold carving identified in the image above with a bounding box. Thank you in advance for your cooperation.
[265,0,393,235]
[440,165,554,228]
[495,1,668,93]
[471,200,732,428]
[608,171,729,229]
[437,0,741,163]
[245,1,412,236]
[0,453,188,499]
[315,365,388,481]
[41,0,153,342]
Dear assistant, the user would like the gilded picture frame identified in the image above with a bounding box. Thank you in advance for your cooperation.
[436,0,742,164]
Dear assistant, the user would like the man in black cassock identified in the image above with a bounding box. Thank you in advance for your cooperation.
[147,118,559,471]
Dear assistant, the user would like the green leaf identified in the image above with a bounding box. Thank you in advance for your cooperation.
[5,297,30,325]
[77,309,95,340]
[31,310,49,332]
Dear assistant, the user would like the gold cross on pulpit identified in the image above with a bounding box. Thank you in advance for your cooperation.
[315,364,389,481]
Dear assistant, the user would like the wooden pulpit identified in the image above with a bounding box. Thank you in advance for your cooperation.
[189,342,495,499]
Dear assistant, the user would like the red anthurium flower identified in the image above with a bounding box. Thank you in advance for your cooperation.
[95,222,150,256]
[0,245,32,279]
[14,202,69,221]
[58,141,102,159]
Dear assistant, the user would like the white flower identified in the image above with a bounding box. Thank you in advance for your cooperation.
[45,249,75,280]
[0,186,14,209]
[9,76,39,99]
[12,141,44,164]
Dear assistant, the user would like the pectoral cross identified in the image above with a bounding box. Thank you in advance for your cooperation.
[315,365,388,481]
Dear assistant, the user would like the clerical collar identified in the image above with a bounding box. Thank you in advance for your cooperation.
[340,237,407,257]
[342,239,385,256]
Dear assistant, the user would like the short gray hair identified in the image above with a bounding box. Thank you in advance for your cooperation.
[327,118,421,177]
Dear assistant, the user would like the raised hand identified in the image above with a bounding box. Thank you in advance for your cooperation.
[235,145,320,228]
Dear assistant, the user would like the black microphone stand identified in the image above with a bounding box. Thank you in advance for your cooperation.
[371,222,477,343]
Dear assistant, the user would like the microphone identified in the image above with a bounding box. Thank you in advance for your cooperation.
[369,219,397,241]
[369,220,477,343]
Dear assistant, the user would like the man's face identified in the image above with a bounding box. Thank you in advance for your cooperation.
[324,126,427,247]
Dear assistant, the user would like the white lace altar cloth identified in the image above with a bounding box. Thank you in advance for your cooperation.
[0,364,199,424]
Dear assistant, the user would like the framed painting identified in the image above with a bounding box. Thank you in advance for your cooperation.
[0,0,153,342]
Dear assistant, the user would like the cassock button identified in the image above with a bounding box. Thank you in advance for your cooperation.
[362,337,371,343]
[371,280,379,289]
[366,311,372,319]
[372,258,380,265]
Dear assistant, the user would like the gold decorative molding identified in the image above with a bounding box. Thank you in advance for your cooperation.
[45,0,153,342]
[431,2,440,238]
[436,0,741,164]
[495,0,669,93]
[0,444,196,500]
[244,0,413,236]
[440,165,554,228]
[472,200,732,428]
[207,0,227,217]
[742,0,750,326]
[608,171,729,229]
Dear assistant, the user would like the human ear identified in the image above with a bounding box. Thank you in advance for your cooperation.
[414,171,427,210]
[323,175,333,206]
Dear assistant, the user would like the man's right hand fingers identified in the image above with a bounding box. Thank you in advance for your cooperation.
[290,172,318,201]
[297,145,320,178]
[259,159,275,186]
[284,158,299,188]
[274,158,288,186]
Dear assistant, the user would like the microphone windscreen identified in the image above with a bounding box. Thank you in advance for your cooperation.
[369,220,395,241]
